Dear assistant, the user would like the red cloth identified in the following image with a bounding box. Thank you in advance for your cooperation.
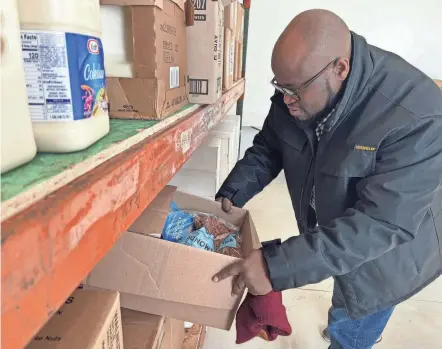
[235,291,292,344]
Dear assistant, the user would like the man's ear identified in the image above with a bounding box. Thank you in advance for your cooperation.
[334,57,350,81]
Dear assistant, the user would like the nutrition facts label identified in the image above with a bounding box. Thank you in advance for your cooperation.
[21,31,74,122]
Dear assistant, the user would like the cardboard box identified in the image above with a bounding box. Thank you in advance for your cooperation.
[85,186,261,330]
[435,79,442,89]
[27,289,123,349]
[121,308,165,349]
[233,41,242,81]
[162,319,185,349]
[187,0,224,104]
[102,0,189,119]
[223,28,235,89]
[224,1,237,31]
[237,42,243,80]
[182,325,206,349]
[101,0,185,5]
[235,3,244,41]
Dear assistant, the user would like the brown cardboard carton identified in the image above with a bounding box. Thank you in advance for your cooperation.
[104,0,189,119]
[187,0,224,104]
[162,319,185,349]
[26,289,123,349]
[182,325,206,349]
[85,186,261,330]
[235,3,244,41]
[101,0,185,6]
[223,28,235,89]
[237,42,243,81]
[435,79,442,89]
[233,41,242,81]
[224,1,237,31]
[220,0,234,5]
[122,308,166,349]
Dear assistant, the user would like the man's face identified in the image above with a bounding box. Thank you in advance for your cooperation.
[274,68,339,123]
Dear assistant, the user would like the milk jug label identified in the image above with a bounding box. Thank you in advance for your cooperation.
[21,31,108,122]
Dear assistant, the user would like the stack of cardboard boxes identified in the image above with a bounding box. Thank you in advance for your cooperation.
[100,0,189,120]
[187,0,225,104]
[26,288,188,349]
[30,186,258,349]
[234,3,245,82]
[169,114,241,199]
[84,186,260,330]
[100,0,244,118]
[223,1,244,89]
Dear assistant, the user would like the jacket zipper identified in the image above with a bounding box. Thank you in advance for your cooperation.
[299,157,313,233]
[299,129,316,234]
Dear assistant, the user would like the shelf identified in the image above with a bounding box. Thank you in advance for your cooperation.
[1,79,245,349]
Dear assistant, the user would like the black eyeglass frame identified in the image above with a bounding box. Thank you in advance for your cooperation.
[271,58,339,101]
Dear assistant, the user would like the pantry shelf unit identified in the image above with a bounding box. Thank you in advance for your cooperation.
[1,79,245,349]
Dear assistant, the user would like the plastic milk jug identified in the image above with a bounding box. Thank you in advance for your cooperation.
[1,0,37,173]
[18,0,110,152]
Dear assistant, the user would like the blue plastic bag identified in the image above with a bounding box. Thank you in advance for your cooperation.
[180,227,215,252]
[216,233,238,251]
[162,201,194,243]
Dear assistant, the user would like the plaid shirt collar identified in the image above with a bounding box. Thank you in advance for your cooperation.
[315,107,336,141]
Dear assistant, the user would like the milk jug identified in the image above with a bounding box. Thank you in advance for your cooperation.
[1,0,37,173]
[18,0,110,152]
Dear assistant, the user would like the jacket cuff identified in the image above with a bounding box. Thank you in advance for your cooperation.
[216,186,248,208]
[261,240,296,291]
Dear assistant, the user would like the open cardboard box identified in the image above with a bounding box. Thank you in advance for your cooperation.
[85,186,261,330]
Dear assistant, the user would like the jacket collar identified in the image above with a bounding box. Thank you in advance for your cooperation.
[324,32,374,132]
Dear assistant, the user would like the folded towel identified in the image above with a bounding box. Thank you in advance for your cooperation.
[236,291,292,344]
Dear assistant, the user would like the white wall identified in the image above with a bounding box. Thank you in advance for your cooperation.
[242,0,442,127]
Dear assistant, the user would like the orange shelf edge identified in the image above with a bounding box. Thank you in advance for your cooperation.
[1,80,245,349]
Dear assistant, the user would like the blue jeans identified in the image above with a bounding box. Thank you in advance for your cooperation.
[328,283,394,349]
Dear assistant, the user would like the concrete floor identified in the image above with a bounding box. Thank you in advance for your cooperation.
[203,163,442,348]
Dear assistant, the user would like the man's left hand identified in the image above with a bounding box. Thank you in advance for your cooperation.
[213,249,273,296]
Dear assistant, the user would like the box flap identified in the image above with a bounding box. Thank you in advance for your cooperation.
[121,308,165,349]
[129,186,177,235]
[173,190,246,227]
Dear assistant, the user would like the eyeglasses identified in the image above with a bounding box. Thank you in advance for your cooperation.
[271,58,338,101]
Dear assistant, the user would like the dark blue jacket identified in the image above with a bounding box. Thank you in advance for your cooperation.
[217,33,442,319]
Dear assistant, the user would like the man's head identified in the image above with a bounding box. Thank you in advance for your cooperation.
[271,9,351,123]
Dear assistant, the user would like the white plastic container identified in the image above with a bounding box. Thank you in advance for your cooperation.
[18,0,110,153]
[1,0,37,173]
[100,6,134,78]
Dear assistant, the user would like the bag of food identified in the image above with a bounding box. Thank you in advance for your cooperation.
[180,227,215,252]
[162,201,194,243]
[162,202,243,257]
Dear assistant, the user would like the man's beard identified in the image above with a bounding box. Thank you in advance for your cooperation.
[294,79,338,129]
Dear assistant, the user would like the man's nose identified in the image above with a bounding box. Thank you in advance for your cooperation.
[284,94,299,105]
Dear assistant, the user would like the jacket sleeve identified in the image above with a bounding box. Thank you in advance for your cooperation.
[216,103,283,208]
[262,116,442,290]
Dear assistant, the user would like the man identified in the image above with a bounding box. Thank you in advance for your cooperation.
[213,9,442,349]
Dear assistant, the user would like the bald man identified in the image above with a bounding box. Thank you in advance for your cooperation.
[213,9,442,349]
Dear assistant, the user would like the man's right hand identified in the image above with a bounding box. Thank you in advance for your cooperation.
[216,197,233,213]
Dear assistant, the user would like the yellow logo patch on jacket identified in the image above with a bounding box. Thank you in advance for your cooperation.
[355,145,377,151]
